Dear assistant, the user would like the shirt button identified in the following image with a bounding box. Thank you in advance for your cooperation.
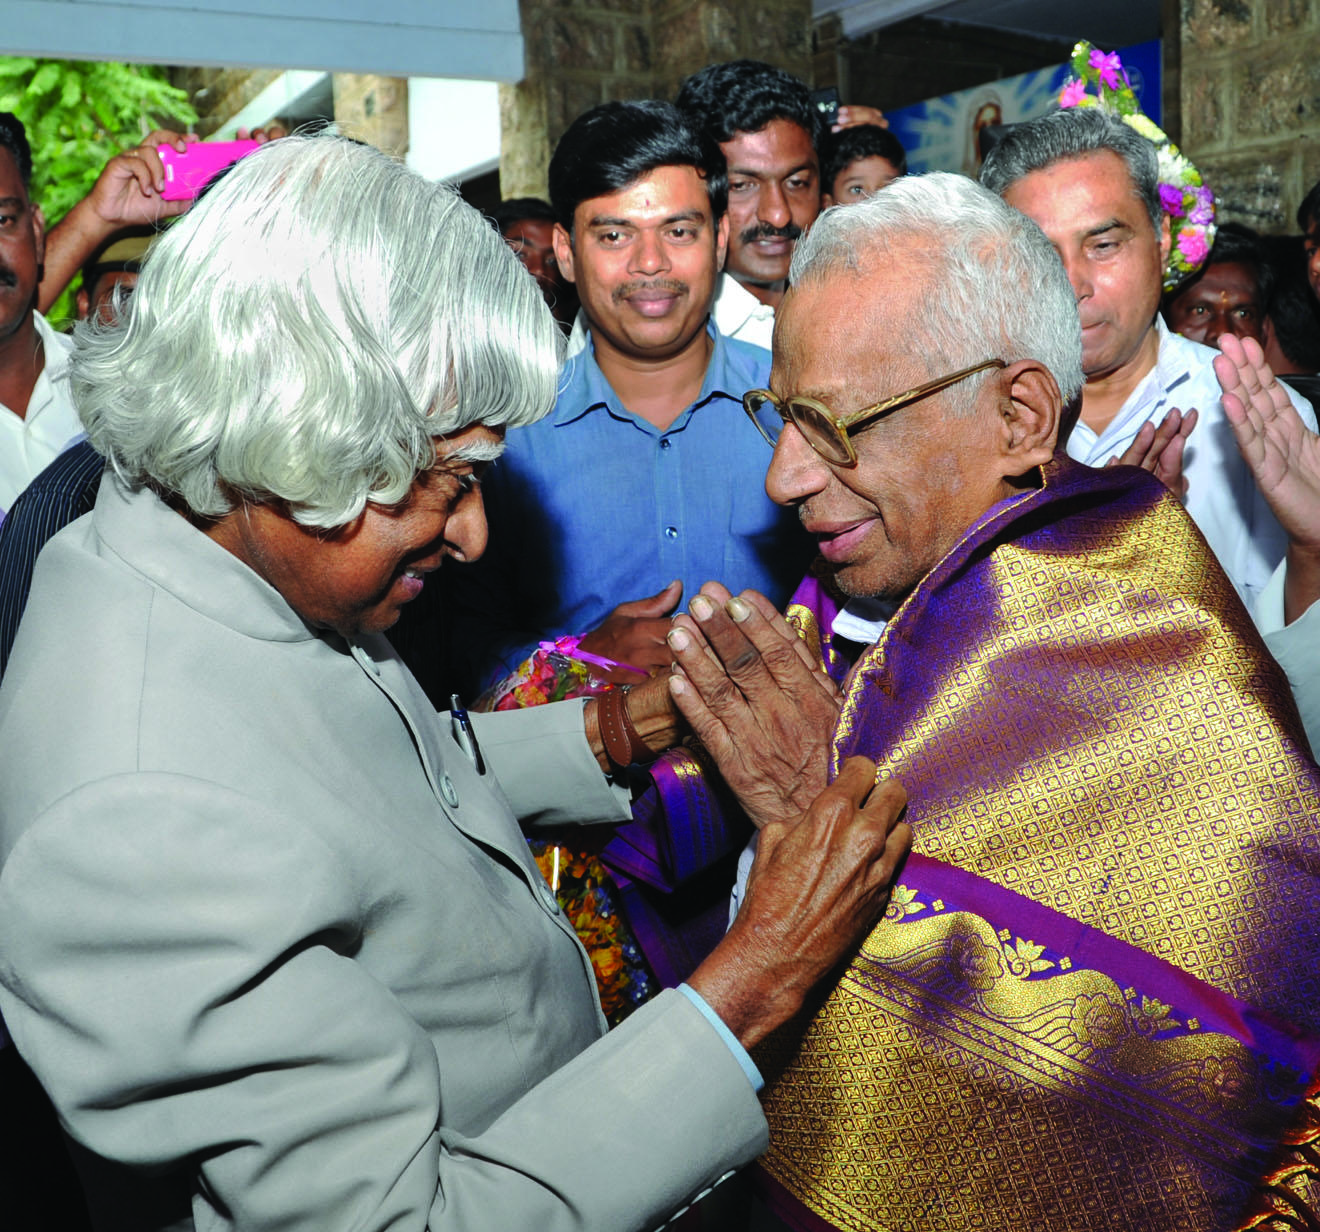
[664,525,678,539]
[439,773,459,807]
[538,882,561,914]
[659,437,672,451]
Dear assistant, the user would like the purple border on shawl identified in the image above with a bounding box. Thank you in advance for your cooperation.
[895,851,1320,1077]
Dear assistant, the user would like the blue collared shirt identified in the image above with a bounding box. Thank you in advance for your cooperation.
[443,326,813,693]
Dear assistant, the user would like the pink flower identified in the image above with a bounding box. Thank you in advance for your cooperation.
[1189,187,1215,226]
[1059,79,1087,108]
[1088,49,1124,91]
[1159,183,1186,217]
[1179,229,1209,265]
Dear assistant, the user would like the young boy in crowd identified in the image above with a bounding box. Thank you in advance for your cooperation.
[820,123,906,206]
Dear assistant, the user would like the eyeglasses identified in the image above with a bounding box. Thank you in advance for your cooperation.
[743,358,1006,467]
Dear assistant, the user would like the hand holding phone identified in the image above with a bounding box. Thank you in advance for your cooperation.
[157,140,261,201]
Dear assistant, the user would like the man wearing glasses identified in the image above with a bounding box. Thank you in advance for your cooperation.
[647,173,1320,1229]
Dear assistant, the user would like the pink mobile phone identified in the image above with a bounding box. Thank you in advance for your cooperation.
[157,140,261,201]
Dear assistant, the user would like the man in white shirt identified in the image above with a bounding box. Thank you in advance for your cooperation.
[0,113,81,515]
[981,107,1317,614]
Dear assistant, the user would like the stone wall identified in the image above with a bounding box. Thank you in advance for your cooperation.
[332,74,409,157]
[1180,0,1320,232]
[501,0,813,200]
[169,67,407,157]
[171,67,283,137]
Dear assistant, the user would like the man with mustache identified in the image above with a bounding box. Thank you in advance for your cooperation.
[674,60,823,347]
[981,107,1317,613]
[444,100,811,695]
[0,114,83,519]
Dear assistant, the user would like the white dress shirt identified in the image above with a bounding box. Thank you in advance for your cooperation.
[0,313,82,515]
[1065,319,1317,614]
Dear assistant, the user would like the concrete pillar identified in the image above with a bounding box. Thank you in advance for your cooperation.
[332,73,409,158]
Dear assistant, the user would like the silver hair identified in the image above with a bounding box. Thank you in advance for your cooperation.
[73,132,561,528]
[788,172,1083,412]
[979,107,1162,233]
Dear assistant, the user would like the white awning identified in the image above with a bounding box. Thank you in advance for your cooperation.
[4,0,525,83]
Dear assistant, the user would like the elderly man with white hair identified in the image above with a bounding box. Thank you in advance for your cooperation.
[0,134,911,1232]
[647,173,1320,1230]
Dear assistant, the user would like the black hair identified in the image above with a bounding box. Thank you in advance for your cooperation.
[491,197,556,235]
[1162,222,1273,318]
[0,112,33,190]
[820,124,907,191]
[548,100,727,231]
[675,59,822,149]
[1262,234,1320,371]
[1210,222,1272,302]
[1298,179,1320,232]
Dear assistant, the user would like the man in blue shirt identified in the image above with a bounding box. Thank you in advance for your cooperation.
[443,101,812,698]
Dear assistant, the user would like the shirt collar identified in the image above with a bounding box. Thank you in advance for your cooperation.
[1147,317,1195,400]
[713,272,775,335]
[552,320,742,428]
[31,311,73,385]
[831,596,896,645]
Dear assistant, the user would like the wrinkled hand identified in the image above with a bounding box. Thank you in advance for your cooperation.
[833,104,888,131]
[667,582,841,828]
[578,580,683,681]
[1105,406,1198,500]
[688,758,910,1049]
[1215,332,1320,621]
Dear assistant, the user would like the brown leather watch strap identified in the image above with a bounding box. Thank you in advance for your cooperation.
[597,686,652,771]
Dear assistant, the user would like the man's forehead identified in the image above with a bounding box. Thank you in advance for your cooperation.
[0,148,29,201]
[574,164,712,226]
[1009,150,1148,227]
[721,120,818,171]
[772,264,916,391]
[504,219,553,245]
[1180,261,1261,300]
[434,424,505,465]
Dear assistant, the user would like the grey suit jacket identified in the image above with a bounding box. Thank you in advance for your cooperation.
[0,477,766,1231]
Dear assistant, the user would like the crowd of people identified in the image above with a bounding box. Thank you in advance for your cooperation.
[0,50,1318,1232]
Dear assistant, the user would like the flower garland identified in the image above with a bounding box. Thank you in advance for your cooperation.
[475,635,657,1025]
[1058,41,1215,292]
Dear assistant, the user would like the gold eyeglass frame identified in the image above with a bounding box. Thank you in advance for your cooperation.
[743,357,1007,466]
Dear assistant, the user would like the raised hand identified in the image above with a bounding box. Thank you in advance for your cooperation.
[1214,332,1320,622]
[1105,405,1198,500]
[833,104,889,131]
[666,582,841,828]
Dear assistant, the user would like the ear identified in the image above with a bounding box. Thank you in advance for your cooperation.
[1158,211,1172,272]
[75,287,90,321]
[821,191,836,209]
[714,211,729,272]
[552,222,576,286]
[995,359,1061,478]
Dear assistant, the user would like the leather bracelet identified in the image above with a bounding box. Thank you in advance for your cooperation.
[597,686,652,771]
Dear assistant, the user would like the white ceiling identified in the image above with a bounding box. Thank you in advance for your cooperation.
[815,0,1161,48]
[4,1,1161,82]
[4,0,526,81]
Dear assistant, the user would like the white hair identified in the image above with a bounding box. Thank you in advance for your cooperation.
[789,172,1084,413]
[74,133,561,528]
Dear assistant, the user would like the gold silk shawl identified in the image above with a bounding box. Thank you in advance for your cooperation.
[756,457,1320,1231]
